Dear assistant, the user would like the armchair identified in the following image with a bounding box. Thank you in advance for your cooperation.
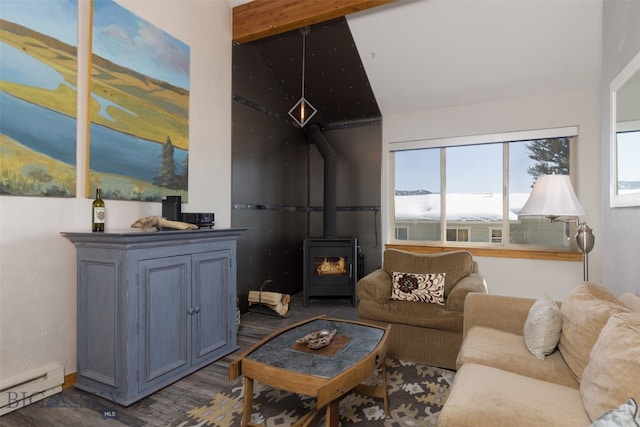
[357,249,487,369]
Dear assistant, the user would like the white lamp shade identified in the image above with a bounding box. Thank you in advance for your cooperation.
[519,174,586,217]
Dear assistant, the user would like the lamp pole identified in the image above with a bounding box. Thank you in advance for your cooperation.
[576,222,595,281]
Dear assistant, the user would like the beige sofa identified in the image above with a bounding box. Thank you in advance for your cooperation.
[356,249,487,370]
[438,282,640,427]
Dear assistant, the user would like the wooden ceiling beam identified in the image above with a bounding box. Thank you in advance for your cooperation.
[233,0,396,44]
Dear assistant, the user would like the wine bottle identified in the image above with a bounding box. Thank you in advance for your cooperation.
[92,187,105,232]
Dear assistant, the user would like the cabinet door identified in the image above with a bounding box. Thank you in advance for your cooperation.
[191,250,231,366]
[138,255,190,393]
[77,257,120,387]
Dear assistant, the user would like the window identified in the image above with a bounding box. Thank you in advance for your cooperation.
[395,227,408,240]
[490,229,503,244]
[391,127,579,251]
[446,228,469,242]
[615,129,640,196]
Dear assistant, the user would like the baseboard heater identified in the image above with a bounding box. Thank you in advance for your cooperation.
[0,365,64,415]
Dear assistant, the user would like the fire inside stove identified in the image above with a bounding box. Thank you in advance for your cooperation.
[314,256,348,276]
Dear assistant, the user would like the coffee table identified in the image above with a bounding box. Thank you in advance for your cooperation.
[229,315,390,427]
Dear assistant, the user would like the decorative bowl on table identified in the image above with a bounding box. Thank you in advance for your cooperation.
[296,329,337,349]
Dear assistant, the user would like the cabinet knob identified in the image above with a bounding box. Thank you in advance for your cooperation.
[194,306,200,313]
[188,308,195,315]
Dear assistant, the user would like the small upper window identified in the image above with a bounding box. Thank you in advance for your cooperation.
[395,227,408,240]
[446,228,469,242]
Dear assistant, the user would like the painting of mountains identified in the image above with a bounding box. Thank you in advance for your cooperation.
[89,0,190,201]
[0,0,78,197]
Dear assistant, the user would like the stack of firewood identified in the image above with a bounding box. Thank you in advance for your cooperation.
[248,288,290,317]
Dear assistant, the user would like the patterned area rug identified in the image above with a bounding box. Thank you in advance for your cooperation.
[175,358,455,427]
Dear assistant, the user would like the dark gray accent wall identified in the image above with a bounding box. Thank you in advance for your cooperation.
[231,29,382,312]
[307,125,383,275]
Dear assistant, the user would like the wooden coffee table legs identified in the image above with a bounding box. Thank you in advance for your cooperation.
[240,362,388,427]
[325,400,340,426]
[294,401,338,427]
[352,361,389,413]
[241,377,254,427]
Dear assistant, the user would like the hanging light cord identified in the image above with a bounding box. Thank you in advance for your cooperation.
[289,26,315,127]
[300,26,310,119]
[301,29,306,101]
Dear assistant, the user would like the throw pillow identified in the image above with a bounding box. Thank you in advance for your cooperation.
[581,312,640,422]
[558,282,630,381]
[590,398,640,427]
[620,292,640,313]
[391,272,445,305]
[523,294,562,360]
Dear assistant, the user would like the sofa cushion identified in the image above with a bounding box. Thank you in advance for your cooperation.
[390,271,445,304]
[357,299,463,332]
[558,282,629,381]
[457,325,578,388]
[383,249,473,296]
[590,398,640,427]
[438,363,591,427]
[523,294,562,360]
[580,313,640,422]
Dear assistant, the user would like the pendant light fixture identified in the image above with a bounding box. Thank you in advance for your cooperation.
[288,26,317,128]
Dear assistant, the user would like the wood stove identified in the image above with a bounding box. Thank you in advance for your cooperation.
[303,237,357,306]
[301,125,358,306]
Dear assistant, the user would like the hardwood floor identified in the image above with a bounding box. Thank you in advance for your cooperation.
[1,294,358,427]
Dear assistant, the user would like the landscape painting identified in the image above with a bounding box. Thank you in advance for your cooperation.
[0,0,78,197]
[89,0,190,201]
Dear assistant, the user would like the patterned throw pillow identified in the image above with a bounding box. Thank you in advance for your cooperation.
[391,272,445,305]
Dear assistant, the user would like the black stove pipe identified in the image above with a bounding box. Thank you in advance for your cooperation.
[307,124,337,239]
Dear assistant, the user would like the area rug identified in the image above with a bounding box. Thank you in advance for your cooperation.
[174,358,455,427]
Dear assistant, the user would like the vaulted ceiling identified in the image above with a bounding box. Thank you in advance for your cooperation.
[229,0,602,123]
[243,17,382,124]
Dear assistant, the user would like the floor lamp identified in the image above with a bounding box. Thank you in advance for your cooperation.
[519,174,595,281]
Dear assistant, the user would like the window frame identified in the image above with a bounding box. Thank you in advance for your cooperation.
[388,126,581,254]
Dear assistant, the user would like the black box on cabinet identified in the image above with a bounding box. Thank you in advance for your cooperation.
[182,212,215,228]
[162,196,182,221]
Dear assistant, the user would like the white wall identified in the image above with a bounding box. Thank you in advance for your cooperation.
[600,0,640,296]
[382,88,601,301]
[0,0,232,384]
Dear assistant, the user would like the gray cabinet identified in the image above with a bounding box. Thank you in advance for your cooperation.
[62,229,245,406]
